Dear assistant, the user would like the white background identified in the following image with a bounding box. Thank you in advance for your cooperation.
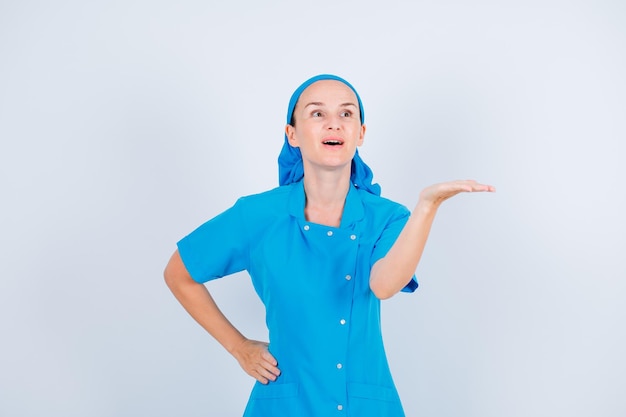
[1,1,625,416]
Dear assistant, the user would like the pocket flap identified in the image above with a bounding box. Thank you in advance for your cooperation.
[347,382,398,402]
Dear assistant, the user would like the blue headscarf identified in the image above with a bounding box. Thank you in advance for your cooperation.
[278,74,381,196]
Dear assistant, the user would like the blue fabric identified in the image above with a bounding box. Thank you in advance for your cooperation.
[278,74,381,196]
[177,180,418,417]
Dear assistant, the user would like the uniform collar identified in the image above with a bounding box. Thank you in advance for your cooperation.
[288,180,365,228]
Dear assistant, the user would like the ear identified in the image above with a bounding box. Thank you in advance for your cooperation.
[357,124,366,146]
[285,124,299,148]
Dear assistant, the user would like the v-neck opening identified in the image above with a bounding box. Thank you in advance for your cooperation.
[287,180,365,229]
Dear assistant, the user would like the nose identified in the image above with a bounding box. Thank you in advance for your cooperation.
[325,114,342,130]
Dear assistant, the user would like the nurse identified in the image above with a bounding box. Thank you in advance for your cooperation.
[164,74,495,416]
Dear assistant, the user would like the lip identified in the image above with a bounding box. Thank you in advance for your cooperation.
[321,136,345,146]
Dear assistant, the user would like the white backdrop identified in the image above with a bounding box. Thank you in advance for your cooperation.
[1,1,625,416]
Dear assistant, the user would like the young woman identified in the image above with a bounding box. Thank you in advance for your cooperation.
[164,74,495,416]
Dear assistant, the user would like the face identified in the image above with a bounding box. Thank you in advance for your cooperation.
[285,80,366,175]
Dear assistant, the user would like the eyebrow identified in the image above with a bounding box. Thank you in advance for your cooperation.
[303,102,358,109]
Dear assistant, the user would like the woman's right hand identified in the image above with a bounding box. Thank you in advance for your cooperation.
[164,251,280,384]
[231,338,281,384]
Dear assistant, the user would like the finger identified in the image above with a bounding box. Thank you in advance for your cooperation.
[260,360,281,377]
[255,365,279,382]
[443,181,473,193]
[471,184,496,192]
[258,353,281,375]
[248,363,274,384]
[252,371,269,385]
[460,180,495,192]
[261,350,278,366]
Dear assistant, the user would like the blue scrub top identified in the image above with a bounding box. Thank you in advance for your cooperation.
[178,179,418,417]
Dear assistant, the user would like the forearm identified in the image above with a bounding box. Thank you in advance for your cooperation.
[164,252,246,354]
[370,201,439,299]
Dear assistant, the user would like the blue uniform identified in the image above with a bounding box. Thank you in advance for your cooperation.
[178,179,418,417]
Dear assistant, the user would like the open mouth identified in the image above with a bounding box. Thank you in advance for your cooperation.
[322,139,344,146]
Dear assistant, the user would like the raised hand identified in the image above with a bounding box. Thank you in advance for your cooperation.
[418,180,495,208]
[370,179,495,299]
[231,338,281,384]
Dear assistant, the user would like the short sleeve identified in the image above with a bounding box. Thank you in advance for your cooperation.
[371,205,419,293]
[177,199,249,284]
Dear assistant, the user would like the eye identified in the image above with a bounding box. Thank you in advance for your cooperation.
[311,111,323,117]
[340,110,352,117]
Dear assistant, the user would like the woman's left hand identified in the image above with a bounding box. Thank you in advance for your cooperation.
[418,180,495,208]
[370,179,495,299]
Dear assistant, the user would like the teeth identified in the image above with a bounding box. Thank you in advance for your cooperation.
[324,141,342,145]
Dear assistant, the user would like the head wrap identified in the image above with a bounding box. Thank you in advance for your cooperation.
[278,74,381,196]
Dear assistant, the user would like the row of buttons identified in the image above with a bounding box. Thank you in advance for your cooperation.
[302,225,357,240]
[337,314,347,411]
[301,222,353,413]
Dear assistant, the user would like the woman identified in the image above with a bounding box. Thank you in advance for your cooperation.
[164,74,495,416]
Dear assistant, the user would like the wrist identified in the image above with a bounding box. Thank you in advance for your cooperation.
[414,199,439,214]
[226,334,248,356]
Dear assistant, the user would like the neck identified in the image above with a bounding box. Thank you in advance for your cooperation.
[302,166,351,227]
